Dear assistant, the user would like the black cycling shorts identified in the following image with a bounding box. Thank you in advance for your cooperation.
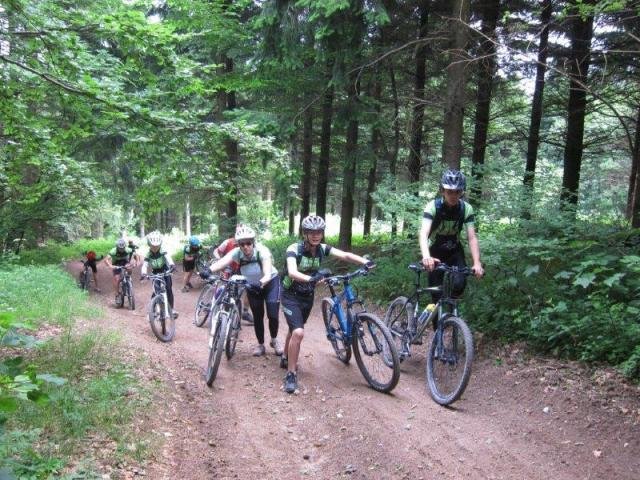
[183,258,196,272]
[281,289,314,331]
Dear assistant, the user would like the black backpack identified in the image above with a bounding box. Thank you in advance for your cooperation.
[429,198,466,238]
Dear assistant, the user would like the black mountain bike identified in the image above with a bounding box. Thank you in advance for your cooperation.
[384,263,475,405]
[205,275,246,387]
[321,268,400,393]
[145,270,176,342]
[114,266,135,310]
[78,262,92,291]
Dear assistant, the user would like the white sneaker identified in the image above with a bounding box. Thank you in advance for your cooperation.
[270,338,283,356]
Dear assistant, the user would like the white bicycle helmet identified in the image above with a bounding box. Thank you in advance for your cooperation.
[146,231,163,247]
[301,215,326,232]
[116,238,126,249]
[234,225,256,242]
[441,169,466,191]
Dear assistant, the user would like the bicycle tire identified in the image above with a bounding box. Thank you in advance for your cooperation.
[352,312,400,393]
[79,270,90,290]
[225,306,241,359]
[426,315,474,406]
[127,280,135,310]
[115,279,125,308]
[148,295,176,342]
[384,296,412,360]
[194,284,215,327]
[321,298,351,364]
[206,310,228,386]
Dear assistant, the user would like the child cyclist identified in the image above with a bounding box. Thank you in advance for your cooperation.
[182,235,202,292]
[280,215,374,394]
[141,231,178,318]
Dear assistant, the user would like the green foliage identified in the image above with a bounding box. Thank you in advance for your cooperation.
[15,239,116,266]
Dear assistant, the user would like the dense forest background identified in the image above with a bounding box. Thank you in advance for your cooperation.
[1,1,640,376]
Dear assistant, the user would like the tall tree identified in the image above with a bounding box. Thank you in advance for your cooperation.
[629,102,640,227]
[407,0,430,185]
[470,0,500,200]
[560,1,595,207]
[316,79,334,219]
[522,0,552,217]
[300,106,313,223]
[442,0,471,169]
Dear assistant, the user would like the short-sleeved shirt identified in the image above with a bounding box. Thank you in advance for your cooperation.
[183,245,201,259]
[422,199,475,243]
[229,243,277,283]
[143,250,174,274]
[109,247,133,266]
[215,238,240,273]
[282,242,332,293]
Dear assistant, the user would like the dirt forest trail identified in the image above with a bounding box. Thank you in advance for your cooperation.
[69,262,640,480]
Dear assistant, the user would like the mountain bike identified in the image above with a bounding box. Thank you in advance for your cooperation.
[114,266,135,310]
[205,274,246,387]
[78,262,92,291]
[321,267,400,393]
[145,270,176,342]
[194,274,218,327]
[384,263,475,406]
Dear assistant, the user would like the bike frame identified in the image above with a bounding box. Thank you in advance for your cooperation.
[209,276,244,340]
[325,271,368,345]
[149,273,171,318]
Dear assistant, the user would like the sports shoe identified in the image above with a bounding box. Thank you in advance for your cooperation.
[172,311,179,319]
[284,371,297,394]
[182,285,191,293]
[242,310,254,325]
[270,338,283,356]
[252,344,266,356]
[280,356,288,369]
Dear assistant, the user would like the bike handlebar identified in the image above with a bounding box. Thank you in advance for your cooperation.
[324,267,371,286]
[409,262,475,276]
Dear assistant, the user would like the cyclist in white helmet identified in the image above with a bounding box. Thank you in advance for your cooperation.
[280,215,374,394]
[141,231,178,318]
[208,225,282,356]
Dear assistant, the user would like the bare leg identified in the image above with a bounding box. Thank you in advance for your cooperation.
[287,328,304,373]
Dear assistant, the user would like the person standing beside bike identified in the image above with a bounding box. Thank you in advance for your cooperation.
[82,250,103,292]
[104,239,136,304]
[280,215,374,394]
[182,235,202,292]
[419,169,484,301]
[212,226,253,324]
[141,231,178,318]
[208,225,282,357]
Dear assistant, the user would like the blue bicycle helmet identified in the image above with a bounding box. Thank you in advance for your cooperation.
[189,235,200,247]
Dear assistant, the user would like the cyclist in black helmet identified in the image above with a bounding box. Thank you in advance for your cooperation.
[419,169,484,301]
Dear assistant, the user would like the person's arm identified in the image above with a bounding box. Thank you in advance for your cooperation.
[286,255,311,283]
[141,259,149,276]
[328,247,370,266]
[259,248,273,286]
[104,254,113,269]
[165,252,175,269]
[420,218,436,271]
[209,249,235,273]
[466,225,484,278]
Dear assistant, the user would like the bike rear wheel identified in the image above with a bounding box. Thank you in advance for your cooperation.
[79,270,91,290]
[148,295,176,342]
[321,298,351,364]
[206,311,228,386]
[194,284,216,327]
[426,315,474,406]
[352,312,400,393]
[115,279,125,308]
[225,306,241,359]
[384,296,412,360]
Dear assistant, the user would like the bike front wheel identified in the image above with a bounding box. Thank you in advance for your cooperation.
[384,296,413,360]
[321,298,351,364]
[194,284,215,327]
[79,270,90,291]
[149,295,176,342]
[426,315,474,406]
[126,280,135,310]
[352,313,400,393]
[225,306,241,359]
[206,311,228,386]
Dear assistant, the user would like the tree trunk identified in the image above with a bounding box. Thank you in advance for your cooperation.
[628,103,640,227]
[407,1,430,185]
[301,107,313,222]
[364,78,382,237]
[185,197,191,236]
[220,52,239,237]
[442,0,470,169]
[470,0,500,201]
[522,0,552,218]
[389,63,400,236]
[316,81,334,219]
[339,76,360,250]
[560,2,594,208]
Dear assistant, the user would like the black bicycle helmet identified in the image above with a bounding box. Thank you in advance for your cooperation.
[441,169,466,191]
